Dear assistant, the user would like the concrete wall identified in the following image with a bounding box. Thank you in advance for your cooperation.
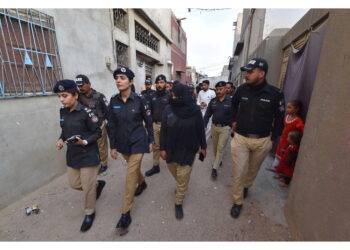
[284,9,350,240]
[0,9,116,209]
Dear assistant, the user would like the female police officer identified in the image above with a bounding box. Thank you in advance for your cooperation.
[107,67,154,231]
[54,79,105,232]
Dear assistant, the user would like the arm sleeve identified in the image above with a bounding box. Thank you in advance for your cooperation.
[196,91,201,106]
[107,98,117,149]
[84,111,102,144]
[59,108,64,140]
[203,100,213,128]
[271,91,285,141]
[160,107,168,151]
[100,94,109,120]
[141,97,154,144]
[296,118,305,133]
[196,110,207,150]
[231,89,240,123]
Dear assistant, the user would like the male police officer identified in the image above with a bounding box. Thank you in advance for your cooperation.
[75,74,109,175]
[226,82,236,99]
[145,74,170,177]
[204,81,233,178]
[141,78,156,106]
[230,58,285,218]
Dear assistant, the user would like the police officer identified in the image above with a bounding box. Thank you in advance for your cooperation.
[230,58,285,218]
[107,67,154,231]
[226,82,236,99]
[75,74,109,175]
[141,78,156,105]
[54,80,105,232]
[145,74,170,177]
[160,82,207,220]
[204,81,233,178]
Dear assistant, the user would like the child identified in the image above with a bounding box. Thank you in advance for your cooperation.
[267,100,305,171]
[273,130,303,187]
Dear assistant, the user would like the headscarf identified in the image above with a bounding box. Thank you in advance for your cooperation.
[170,82,199,119]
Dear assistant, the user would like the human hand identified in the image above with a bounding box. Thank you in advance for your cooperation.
[110,149,118,160]
[56,139,64,150]
[160,150,167,160]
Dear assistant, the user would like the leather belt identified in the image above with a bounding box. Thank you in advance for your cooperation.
[236,132,270,139]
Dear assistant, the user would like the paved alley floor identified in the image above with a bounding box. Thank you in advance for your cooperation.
[0,138,292,241]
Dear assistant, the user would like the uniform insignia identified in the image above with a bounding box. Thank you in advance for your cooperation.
[113,106,121,109]
[91,115,98,123]
[241,97,248,100]
[131,109,135,112]
[60,118,64,122]
[168,113,174,118]
[58,85,65,91]
[121,68,126,72]
[212,100,217,104]
[103,97,109,106]
[146,110,151,116]
[152,97,157,101]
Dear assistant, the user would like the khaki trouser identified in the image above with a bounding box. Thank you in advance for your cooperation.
[121,154,145,213]
[231,133,272,205]
[211,124,231,170]
[97,121,108,167]
[167,162,193,205]
[152,122,161,166]
[67,165,99,215]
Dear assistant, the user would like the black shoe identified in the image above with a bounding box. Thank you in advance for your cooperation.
[230,204,243,218]
[175,204,183,220]
[135,182,147,196]
[96,180,106,200]
[211,169,217,178]
[116,211,132,229]
[145,165,160,177]
[80,213,95,232]
[243,188,249,198]
[98,165,108,175]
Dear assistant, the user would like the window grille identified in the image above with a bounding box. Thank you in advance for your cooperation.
[0,8,63,98]
[113,9,128,33]
[145,62,153,77]
[135,21,159,52]
[116,41,128,68]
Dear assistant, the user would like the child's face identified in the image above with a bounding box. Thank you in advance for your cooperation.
[286,103,298,115]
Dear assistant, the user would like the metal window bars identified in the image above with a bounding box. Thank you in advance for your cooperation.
[134,21,159,52]
[0,8,63,98]
[116,41,129,68]
[113,9,128,33]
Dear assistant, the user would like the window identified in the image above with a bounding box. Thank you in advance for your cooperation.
[113,9,128,33]
[135,21,159,52]
[0,8,63,98]
[116,41,129,68]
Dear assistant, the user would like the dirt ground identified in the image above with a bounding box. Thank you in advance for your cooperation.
[0,138,293,241]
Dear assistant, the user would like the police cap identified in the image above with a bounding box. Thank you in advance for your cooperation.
[240,58,268,73]
[53,80,78,93]
[145,80,152,85]
[75,74,90,86]
[113,67,135,80]
[155,74,167,83]
[215,81,227,88]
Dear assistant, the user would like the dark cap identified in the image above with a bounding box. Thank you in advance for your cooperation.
[53,79,78,93]
[188,83,194,89]
[215,81,227,88]
[155,74,167,83]
[240,58,268,73]
[75,74,90,86]
[202,80,210,84]
[145,80,152,85]
[113,67,135,79]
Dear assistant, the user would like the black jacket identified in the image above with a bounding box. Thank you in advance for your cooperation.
[141,89,156,106]
[160,105,207,166]
[150,90,170,122]
[107,92,154,155]
[204,95,233,128]
[59,103,101,168]
[231,81,285,140]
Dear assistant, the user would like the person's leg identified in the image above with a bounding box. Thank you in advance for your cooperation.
[243,137,272,189]
[121,154,143,214]
[97,122,108,173]
[167,162,177,180]
[211,125,219,169]
[213,126,230,170]
[80,165,99,215]
[152,122,161,166]
[175,164,193,205]
[231,133,250,205]
[66,167,83,191]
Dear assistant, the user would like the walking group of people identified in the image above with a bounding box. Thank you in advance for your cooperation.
[54,57,305,234]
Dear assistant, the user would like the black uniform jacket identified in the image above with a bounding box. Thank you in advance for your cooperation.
[160,105,207,166]
[231,81,285,140]
[78,88,108,126]
[141,89,156,106]
[59,103,102,168]
[150,90,170,122]
[203,95,234,128]
[107,92,154,155]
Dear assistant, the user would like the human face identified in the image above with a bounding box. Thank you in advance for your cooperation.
[215,86,226,98]
[226,84,234,94]
[145,84,152,90]
[57,91,78,109]
[115,74,132,92]
[78,82,91,95]
[244,68,265,85]
[156,80,166,91]
[166,83,172,91]
[286,102,299,115]
[202,83,209,91]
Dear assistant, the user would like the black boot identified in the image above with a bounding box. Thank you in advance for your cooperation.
[116,211,132,229]
[175,204,184,220]
[96,180,106,200]
[230,204,243,218]
[243,187,249,198]
[80,213,95,232]
[145,165,160,177]
[98,165,108,175]
[211,168,217,178]
[135,181,147,196]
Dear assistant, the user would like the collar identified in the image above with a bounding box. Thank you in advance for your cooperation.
[84,88,96,98]
[117,91,136,101]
